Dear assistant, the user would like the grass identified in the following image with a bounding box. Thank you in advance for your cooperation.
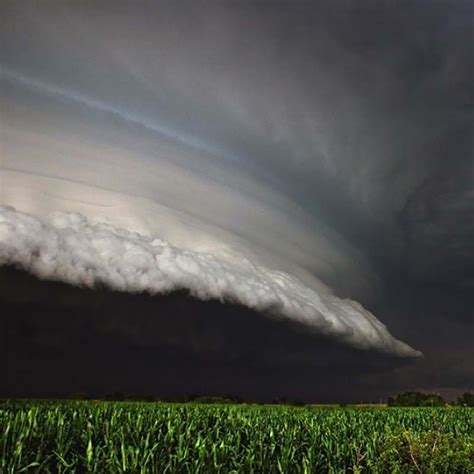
[0,400,472,473]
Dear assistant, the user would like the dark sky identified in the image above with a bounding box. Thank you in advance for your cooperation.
[0,1,473,401]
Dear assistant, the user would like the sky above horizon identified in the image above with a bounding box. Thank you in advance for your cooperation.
[1,1,473,401]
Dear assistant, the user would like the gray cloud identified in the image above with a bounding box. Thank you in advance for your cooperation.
[1,0,472,394]
[0,70,379,302]
[0,206,420,357]
[1,0,471,282]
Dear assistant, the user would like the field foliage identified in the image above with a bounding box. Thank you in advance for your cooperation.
[0,401,472,473]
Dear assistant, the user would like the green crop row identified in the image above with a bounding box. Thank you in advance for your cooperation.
[0,401,472,473]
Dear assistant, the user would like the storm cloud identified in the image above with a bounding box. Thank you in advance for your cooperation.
[0,205,419,356]
[1,1,473,399]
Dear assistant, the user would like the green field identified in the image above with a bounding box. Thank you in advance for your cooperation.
[1,401,472,473]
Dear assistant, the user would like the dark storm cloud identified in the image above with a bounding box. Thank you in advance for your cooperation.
[402,147,474,286]
[368,280,474,398]
[0,206,419,356]
[1,0,473,398]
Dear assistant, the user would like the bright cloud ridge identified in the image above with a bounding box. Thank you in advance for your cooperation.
[0,206,421,358]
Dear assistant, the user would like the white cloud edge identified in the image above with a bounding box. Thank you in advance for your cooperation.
[0,205,422,358]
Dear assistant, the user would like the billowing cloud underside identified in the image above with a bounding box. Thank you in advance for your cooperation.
[0,206,420,357]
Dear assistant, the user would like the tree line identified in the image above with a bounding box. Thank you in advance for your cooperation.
[387,391,474,407]
[58,391,474,406]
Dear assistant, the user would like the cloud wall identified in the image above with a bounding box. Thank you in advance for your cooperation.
[5,1,468,359]
[0,205,420,357]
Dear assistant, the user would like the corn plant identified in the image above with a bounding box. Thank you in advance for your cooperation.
[0,401,472,473]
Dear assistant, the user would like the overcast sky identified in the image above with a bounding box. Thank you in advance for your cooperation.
[1,0,473,401]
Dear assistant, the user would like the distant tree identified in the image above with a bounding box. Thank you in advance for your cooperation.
[192,396,235,404]
[456,392,474,407]
[267,397,304,406]
[224,394,243,404]
[387,391,445,407]
[70,392,90,400]
[421,394,445,407]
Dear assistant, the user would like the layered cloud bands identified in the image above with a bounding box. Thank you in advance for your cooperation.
[2,1,450,361]
[0,206,420,357]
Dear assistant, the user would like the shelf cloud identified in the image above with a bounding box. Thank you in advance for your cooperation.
[2,0,473,398]
[0,205,420,357]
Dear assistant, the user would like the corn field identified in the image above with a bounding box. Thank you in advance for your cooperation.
[1,401,472,473]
